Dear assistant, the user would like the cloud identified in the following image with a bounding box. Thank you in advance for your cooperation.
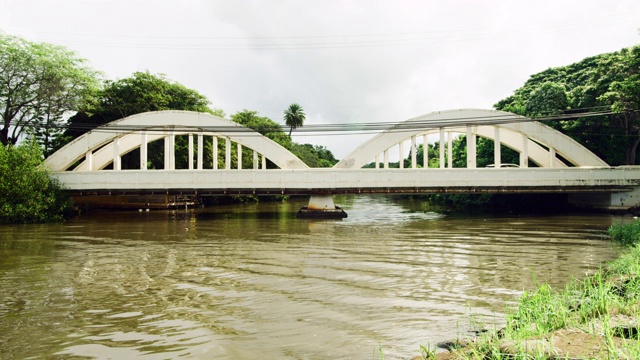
[1,0,639,158]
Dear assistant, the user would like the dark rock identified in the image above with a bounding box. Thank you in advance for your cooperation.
[436,339,469,351]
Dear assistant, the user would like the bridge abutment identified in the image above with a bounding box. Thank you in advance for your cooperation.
[568,187,640,212]
[297,195,347,219]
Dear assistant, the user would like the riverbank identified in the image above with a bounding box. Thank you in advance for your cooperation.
[422,220,640,360]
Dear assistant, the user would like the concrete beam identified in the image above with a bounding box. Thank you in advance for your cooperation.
[51,167,640,195]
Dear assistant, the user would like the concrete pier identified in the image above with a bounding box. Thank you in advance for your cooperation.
[297,195,347,219]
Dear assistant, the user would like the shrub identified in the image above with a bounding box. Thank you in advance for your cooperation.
[0,142,69,224]
[608,220,640,246]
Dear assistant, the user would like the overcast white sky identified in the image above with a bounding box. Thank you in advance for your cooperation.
[2,0,639,159]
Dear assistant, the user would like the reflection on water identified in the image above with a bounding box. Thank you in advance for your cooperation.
[0,196,624,359]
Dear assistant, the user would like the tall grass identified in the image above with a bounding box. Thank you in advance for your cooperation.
[608,220,640,246]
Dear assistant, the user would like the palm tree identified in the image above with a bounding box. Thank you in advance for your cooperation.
[284,103,306,137]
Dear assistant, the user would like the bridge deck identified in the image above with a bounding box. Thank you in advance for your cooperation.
[52,167,640,196]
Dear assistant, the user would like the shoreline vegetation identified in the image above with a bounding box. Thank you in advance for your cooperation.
[0,142,69,224]
[410,220,640,360]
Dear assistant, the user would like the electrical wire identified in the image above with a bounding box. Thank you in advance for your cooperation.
[6,11,637,51]
[7,108,635,138]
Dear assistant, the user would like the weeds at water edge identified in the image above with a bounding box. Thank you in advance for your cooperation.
[434,220,640,359]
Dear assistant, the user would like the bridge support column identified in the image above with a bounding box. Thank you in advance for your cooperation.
[164,132,175,170]
[225,138,231,169]
[384,149,389,169]
[85,150,93,171]
[253,150,258,170]
[439,128,445,169]
[113,137,121,170]
[411,136,417,168]
[297,195,347,219]
[494,127,501,167]
[213,136,218,170]
[466,125,476,169]
[140,132,148,170]
[423,134,428,168]
[520,134,529,168]
[197,133,203,170]
[188,134,194,170]
[447,131,453,168]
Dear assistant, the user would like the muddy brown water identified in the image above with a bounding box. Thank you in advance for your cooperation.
[0,196,625,359]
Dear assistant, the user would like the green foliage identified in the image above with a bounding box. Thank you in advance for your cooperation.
[231,109,336,168]
[418,344,437,359]
[405,138,520,209]
[99,71,220,118]
[59,71,222,145]
[0,33,100,154]
[232,110,291,149]
[290,143,338,167]
[408,137,519,170]
[607,243,640,276]
[0,142,68,223]
[56,71,224,169]
[495,45,640,165]
[525,82,568,117]
[283,103,305,137]
[608,220,640,246]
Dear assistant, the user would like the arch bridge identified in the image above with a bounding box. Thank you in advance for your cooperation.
[45,109,640,212]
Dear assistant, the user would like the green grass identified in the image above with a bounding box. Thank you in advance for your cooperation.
[609,220,640,246]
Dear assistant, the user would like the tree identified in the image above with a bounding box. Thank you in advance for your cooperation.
[232,109,291,148]
[230,110,291,169]
[283,103,305,137]
[525,82,568,117]
[0,141,68,223]
[0,34,99,152]
[56,71,224,169]
[230,110,337,168]
[290,143,338,167]
[601,46,640,164]
[495,45,640,165]
[59,71,223,143]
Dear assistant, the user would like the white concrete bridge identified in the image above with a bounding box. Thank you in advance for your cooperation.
[45,109,640,211]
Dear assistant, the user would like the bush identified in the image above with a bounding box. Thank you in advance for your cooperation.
[0,142,69,224]
[608,220,640,246]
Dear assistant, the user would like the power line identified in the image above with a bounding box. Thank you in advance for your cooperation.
[11,12,638,51]
[9,108,634,138]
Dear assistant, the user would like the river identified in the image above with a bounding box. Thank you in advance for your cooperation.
[0,195,624,359]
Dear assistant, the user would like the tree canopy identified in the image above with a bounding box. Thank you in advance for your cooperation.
[59,71,224,146]
[231,109,291,149]
[53,71,226,168]
[495,45,640,165]
[0,34,99,152]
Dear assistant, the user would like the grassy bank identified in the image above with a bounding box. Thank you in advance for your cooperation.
[419,220,640,360]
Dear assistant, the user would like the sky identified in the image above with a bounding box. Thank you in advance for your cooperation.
[1,0,639,159]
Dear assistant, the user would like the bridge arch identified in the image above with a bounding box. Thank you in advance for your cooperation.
[44,111,309,171]
[334,109,608,169]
